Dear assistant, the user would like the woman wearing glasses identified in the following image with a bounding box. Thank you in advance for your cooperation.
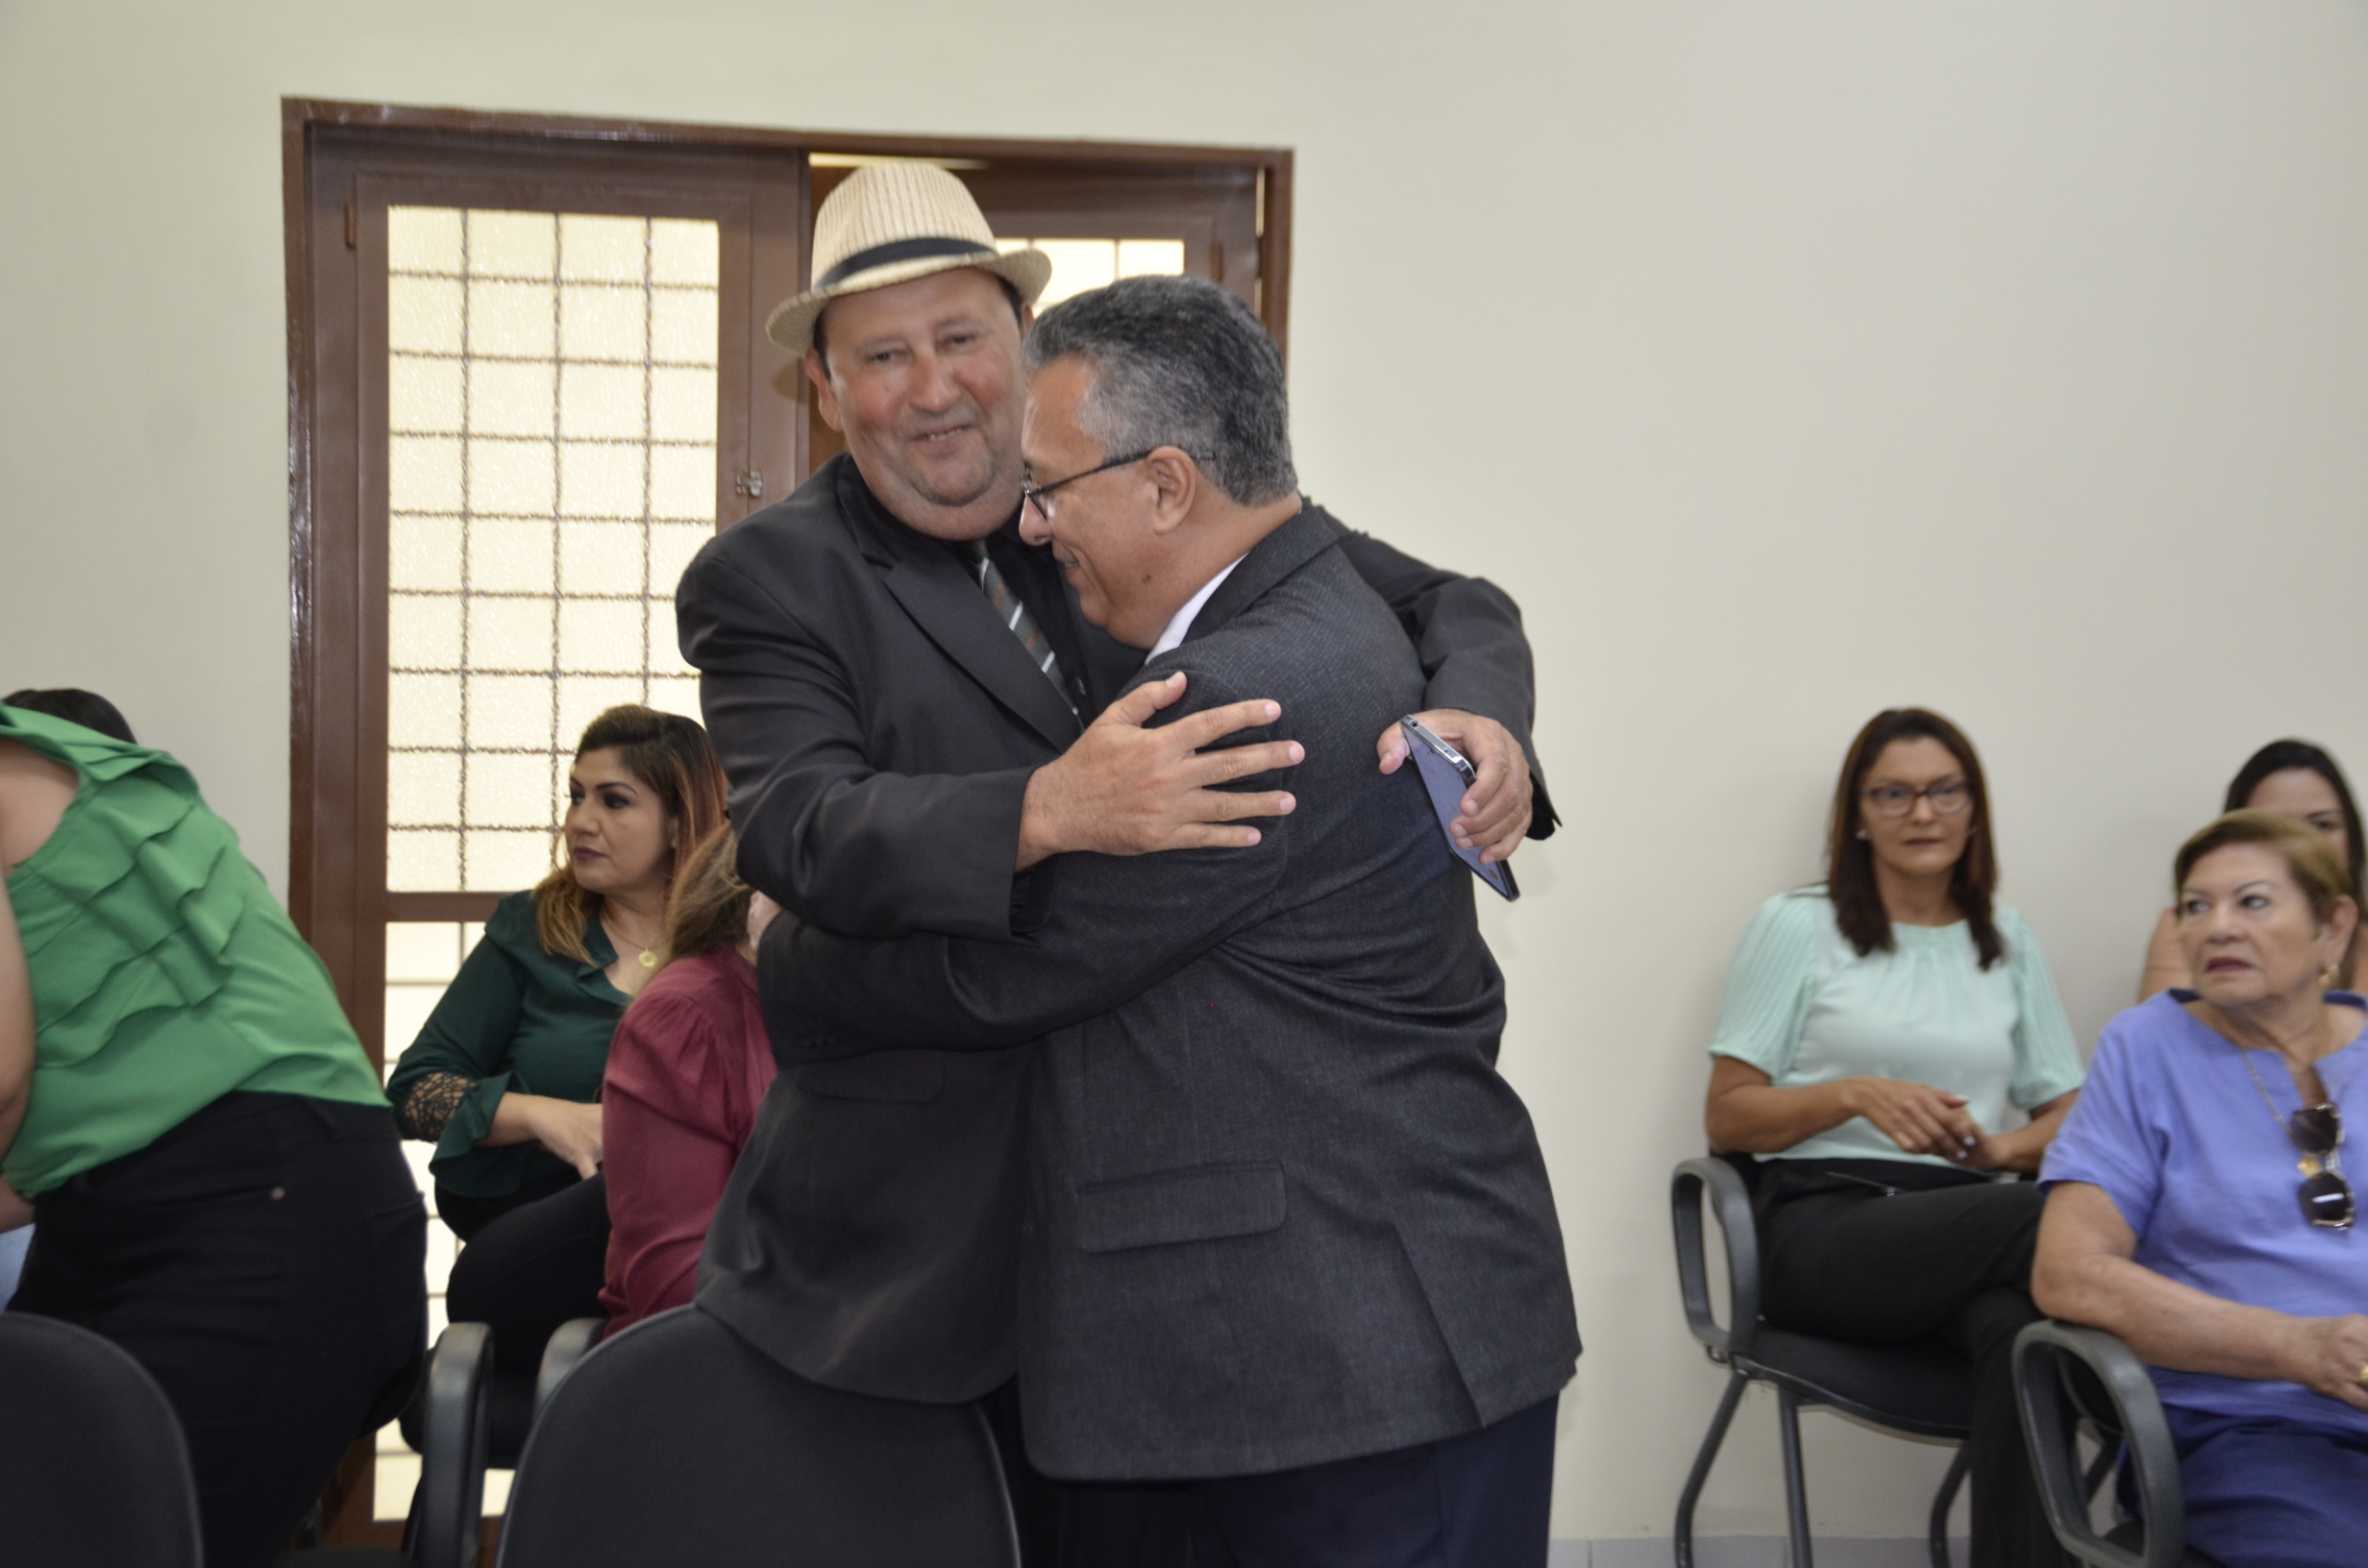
[2035,811,2368,1568]
[1703,707,2084,1568]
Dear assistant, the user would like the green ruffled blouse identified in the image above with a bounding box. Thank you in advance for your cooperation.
[1,705,386,1196]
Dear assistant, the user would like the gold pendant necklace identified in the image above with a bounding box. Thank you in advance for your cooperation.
[637,948,657,969]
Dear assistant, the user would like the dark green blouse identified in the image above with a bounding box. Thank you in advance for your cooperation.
[386,890,629,1198]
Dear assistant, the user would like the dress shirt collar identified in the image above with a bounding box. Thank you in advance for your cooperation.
[1147,555,1246,660]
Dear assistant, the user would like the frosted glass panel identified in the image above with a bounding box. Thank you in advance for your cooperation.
[467,360,557,438]
[390,516,462,593]
[1119,239,1188,278]
[997,234,1188,308]
[650,289,719,366]
[385,206,721,894]
[650,219,719,285]
[560,214,647,282]
[388,208,462,276]
[561,284,646,360]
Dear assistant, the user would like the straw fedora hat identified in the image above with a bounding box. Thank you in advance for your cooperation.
[766,163,1053,354]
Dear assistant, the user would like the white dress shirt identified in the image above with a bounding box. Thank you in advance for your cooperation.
[1147,555,1246,661]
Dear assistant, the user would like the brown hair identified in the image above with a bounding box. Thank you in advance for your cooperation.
[1826,707,2004,968]
[659,825,754,967]
[531,705,730,965]
[2175,809,2355,931]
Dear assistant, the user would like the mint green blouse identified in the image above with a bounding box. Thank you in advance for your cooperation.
[1,705,386,1196]
[1709,887,2085,1167]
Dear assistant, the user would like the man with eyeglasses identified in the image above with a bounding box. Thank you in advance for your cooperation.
[678,165,1558,1563]
[757,272,1578,1568]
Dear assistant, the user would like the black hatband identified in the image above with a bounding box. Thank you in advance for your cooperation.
[817,236,997,290]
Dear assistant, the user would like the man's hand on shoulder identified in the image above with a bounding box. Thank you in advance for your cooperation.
[1375,708,1532,865]
[1017,673,1303,869]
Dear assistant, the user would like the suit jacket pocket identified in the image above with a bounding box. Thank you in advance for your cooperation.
[790,1050,947,1104]
[1073,1161,1287,1253]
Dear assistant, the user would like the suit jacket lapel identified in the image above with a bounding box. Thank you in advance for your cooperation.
[1173,502,1343,645]
[833,461,1083,751]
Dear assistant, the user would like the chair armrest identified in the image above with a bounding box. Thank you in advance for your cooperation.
[1670,1157,1760,1360]
[533,1317,606,1419]
[414,1321,493,1568]
[2012,1321,2187,1568]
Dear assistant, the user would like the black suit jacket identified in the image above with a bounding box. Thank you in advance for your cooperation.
[678,456,1554,1403]
[767,507,1579,1476]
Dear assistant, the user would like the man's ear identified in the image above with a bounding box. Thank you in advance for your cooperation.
[803,350,844,433]
[1144,448,1197,537]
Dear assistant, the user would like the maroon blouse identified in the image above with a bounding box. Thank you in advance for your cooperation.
[599,946,777,1335]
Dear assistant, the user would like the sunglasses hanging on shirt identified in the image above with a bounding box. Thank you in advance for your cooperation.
[2243,1050,2356,1230]
[2287,1103,2355,1231]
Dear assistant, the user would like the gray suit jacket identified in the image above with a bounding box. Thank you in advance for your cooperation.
[768,506,1579,1478]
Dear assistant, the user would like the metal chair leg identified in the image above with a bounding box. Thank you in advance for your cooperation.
[1673,1369,1750,1568]
[1777,1387,1814,1568]
[1927,1443,1969,1568]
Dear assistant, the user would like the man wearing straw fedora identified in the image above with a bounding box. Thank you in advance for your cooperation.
[680,164,1555,1562]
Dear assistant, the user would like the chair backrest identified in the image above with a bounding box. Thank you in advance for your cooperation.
[1669,1155,1762,1360]
[0,1313,203,1568]
[2011,1321,2187,1568]
[494,1306,1021,1568]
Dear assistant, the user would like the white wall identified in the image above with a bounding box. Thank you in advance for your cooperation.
[7,0,2368,1545]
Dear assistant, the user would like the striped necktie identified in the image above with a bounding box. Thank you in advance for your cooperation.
[966,541,1069,698]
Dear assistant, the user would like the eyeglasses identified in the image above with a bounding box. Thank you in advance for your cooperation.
[1862,780,1973,820]
[2287,1102,2356,1230]
[1019,450,1160,523]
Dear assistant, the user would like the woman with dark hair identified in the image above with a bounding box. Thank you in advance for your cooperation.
[2,687,135,745]
[598,825,779,1335]
[386,703,729,1238]
[2138,739,2368,999]
[0,702,424,1568]
[1702,707,2084,1568]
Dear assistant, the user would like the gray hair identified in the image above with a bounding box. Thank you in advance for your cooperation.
[1023,275,1296,506]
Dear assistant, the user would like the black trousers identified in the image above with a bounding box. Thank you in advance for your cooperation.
[434,1164,580,1244]
[10,1092,427,1568]
[983,1379,1195,1568]
[1190,1395,1559,1568]
[443,1169,610,1379]
[1756,1160,2071,1568]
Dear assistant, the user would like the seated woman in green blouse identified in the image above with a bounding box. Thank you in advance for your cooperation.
[0,701,425,1568]
[387,704,728,1239]
[1703,707,2084,1568]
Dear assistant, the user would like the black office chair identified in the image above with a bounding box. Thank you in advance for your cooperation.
[409,1322,495,1568]
[494,1305,1021,1568]
[1,1312,205,1568]
[398,1314,601,1567]
[2011,1322,2222,1568]
[0,1311,428,1568]
[407,1175,611,1474]
[1670,1156,1973,1568]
